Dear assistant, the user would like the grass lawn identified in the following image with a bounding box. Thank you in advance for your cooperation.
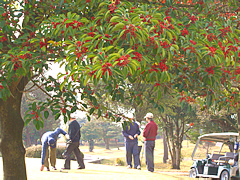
[81,139,195,173]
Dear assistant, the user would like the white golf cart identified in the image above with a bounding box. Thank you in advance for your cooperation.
[189,132,239,179]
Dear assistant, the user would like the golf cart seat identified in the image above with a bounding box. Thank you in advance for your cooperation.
[217,152,237,165]
[218,152,234,161]
[211,153,224,160]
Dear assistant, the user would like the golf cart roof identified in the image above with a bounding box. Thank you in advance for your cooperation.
[191,132,239,160]
[198,132,238,142]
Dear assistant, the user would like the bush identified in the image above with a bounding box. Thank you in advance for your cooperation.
[114,158,125,166]
[26,145,84,160]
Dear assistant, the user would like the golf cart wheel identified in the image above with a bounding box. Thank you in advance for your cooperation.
[220,170,229,180]
[189,168,198,178]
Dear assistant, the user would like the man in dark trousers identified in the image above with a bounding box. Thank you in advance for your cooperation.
[40,127,68,171]
[122,114,141,170]
[62,115,85,170]
[143,112,158,172]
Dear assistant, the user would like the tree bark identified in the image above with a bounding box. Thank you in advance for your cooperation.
[104,138,110,150]
[163,132,168,163]
[0,76,28,180]
[237,109,240,176]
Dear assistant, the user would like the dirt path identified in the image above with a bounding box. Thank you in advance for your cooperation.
[0,157,191,180]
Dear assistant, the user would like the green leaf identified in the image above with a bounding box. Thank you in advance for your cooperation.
[111,23,125,32]
[55,113,61,120]
[44,111,49,119]
[90,107,95,115]
[24,118,32,126]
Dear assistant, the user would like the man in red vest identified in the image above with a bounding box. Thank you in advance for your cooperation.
[143,112,158,172]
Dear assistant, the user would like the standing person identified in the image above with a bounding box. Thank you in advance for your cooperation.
[62,115,85,170]
[143,112,158,172]
[136,121,144,166]
[40,127,69,171]
[122,115,141,170]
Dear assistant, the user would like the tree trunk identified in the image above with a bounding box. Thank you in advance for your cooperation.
[0,77,28,180]
[237,109,240,176]
[88,139,94,152]
[163,132,168,163]
[104,138,110,150]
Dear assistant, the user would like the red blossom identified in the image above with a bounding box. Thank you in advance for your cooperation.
[208,46,217,56]
[1,36,7,42]
[190,15,197,23]
[154,83,160,87]
[207,33,216,42]
[116,54,130,66]
[181,28,189,36]
[102,63,113,76]
[132,52,142,62]
[189,40,196,45]
[205,66,215,75]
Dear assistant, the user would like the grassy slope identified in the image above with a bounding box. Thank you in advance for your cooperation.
[81,139,195,172]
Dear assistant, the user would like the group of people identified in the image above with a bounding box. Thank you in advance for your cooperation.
[122,112,158,172]
[40,116,85,171]
[40,112,158,173]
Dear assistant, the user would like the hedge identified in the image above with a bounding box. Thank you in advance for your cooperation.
[25,145,84,160]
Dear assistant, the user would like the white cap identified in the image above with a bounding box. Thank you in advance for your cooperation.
[128,114,134,119]
[144,112,153,119]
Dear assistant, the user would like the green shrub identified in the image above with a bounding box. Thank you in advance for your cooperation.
[26,145,84,160]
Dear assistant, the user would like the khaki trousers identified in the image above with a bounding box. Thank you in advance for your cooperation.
[44,141,57,168]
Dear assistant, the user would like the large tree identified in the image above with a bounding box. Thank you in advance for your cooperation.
[0,0,240,179]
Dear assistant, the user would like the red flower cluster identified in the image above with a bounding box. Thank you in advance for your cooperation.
[52,22,61,29]
[205,66,215,75]
[179,91,195,103]
[89,70,97,77]
[234,67,240,75]
[154,83,160,87]
[207,33,216,42]
[116,54,130,66]
[1,36,7,42]
[219,26,231,37]
[66,20,84,29]
[123,24,137,38]
[190,15,198,24]
[153,22,167,35]
[149,62,167,73]
[74,41,88,60]
[109,3,117,14]
[0,85,3,90]
[39,39,47,49]
[10,55,23,71]
[184,46,196,53]
[31,110,39,120]
[189,40,196,45]
[146,36,158,49]
[160,41,171,49]
[140,14,152,24]
[102,63,113,76]
[181,28,189,36]
[132,52,142,62]
[207,46,217,56]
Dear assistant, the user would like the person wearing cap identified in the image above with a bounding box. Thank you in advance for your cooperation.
[143,112,158,172]
[40,127,69,171]
[122,114,141,170]
[62,115,85,170]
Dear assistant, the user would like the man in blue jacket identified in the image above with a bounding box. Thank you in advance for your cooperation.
[122,114,141,170]
[40,128,69,171]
